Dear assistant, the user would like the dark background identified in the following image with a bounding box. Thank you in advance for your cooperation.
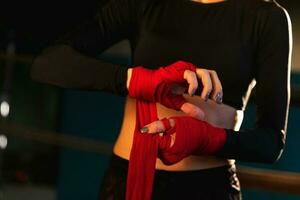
[0,0,300,200]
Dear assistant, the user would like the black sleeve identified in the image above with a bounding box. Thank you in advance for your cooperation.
[216,4,292,163]
[31,0,142,95]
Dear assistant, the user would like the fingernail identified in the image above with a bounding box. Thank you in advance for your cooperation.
[216,93,223,104]
[140,127,149,133]
[205,92,210,101]
[191,89,196,96]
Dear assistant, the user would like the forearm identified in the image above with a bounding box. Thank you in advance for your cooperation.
[126,68,133,90]
[31,45,129,96]
[216,128,284,163]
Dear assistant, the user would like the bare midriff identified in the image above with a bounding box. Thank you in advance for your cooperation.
[113,94,241,171]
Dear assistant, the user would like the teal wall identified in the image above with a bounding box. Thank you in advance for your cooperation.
[57,91,124,200]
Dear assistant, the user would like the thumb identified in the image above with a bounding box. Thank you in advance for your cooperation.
[180,102,205,120]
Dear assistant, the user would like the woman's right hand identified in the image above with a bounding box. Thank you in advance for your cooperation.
[127,61,223,120]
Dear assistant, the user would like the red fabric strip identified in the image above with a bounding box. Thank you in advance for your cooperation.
[126,99,227,200]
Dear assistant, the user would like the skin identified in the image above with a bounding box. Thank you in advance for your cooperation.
[191,0,227,3]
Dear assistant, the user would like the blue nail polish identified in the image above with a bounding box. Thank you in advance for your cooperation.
[191,89,196,96]
[140,127,149,133]
[205,92,210,101]
[216,93,223,104]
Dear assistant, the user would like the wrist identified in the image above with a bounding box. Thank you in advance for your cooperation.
[202,125,227,155]
[126,68,133,90]
[128,67,156,101]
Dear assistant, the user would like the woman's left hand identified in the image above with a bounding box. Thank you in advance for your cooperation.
[140,118,175,134]
[141,116,227,157]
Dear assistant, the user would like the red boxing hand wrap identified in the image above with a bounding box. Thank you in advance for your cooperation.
[128,61,196,110]
[159,116,227,165]
[126,61,226,200]
[126,101,227,200]
[161,117,172,131]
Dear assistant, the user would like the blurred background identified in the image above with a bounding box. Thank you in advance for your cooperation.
[0,0,299,199]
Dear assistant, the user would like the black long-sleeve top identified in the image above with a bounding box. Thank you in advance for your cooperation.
[31,0,292,163]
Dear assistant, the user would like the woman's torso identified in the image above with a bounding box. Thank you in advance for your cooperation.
[114,0,267,170]
[113,95,243,170]
[132,0,258,109]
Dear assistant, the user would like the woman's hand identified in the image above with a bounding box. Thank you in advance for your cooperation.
[140,118,175,134]
[127,61,223,120]
[195,68,223,103]
[141,116,227,161]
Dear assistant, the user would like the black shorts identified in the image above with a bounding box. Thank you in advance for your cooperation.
[99,154,242,200]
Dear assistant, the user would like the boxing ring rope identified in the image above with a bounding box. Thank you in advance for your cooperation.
[1,121,300,196]
[237,167,300,195]
[1,53,300,195]
[0,122,113,155]
[0,52,33,65]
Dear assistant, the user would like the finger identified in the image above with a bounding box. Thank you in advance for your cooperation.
[209,70,223,104]
[196,69,212,101]
[181,102,205,120]
[141,120,166,134]
[141,118,176,134]
[183,70,198,96]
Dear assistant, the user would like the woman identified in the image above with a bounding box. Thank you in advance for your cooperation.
[30,0,292,199]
